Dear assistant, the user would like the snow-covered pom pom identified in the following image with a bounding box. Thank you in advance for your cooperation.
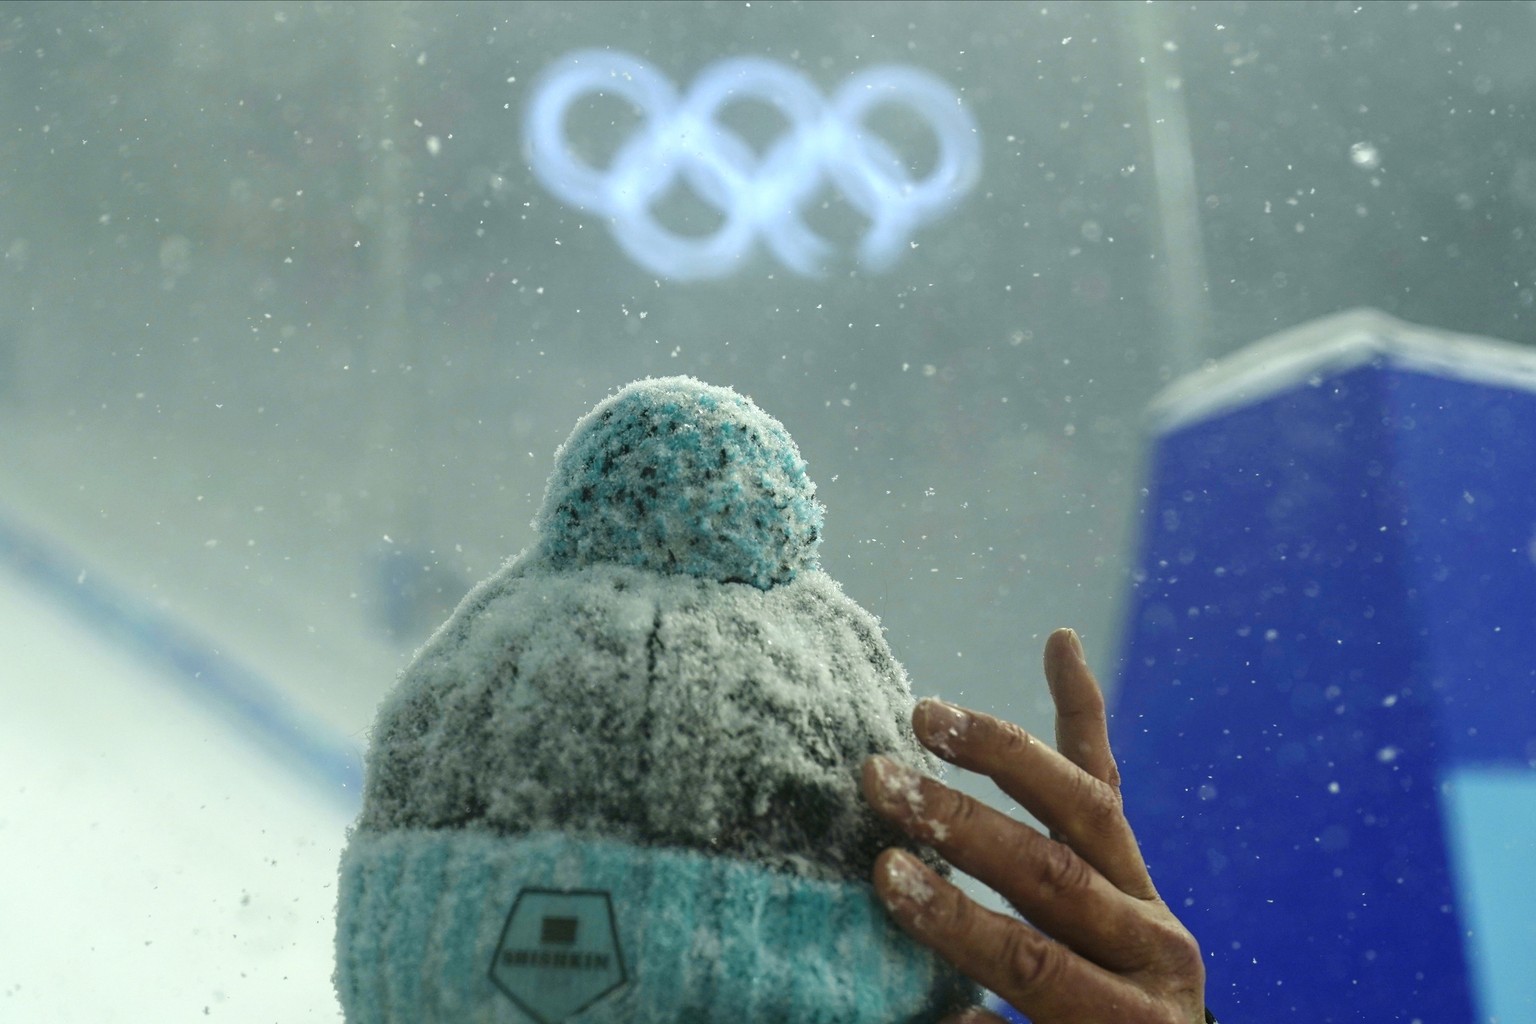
[533,376,824,588]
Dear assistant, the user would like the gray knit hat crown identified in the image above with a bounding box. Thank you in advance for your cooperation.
[357,376,936,881]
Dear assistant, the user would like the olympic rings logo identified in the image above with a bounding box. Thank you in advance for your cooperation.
[524,50,982,280]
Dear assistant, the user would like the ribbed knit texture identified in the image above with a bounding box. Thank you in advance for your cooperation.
[337,831,971,1024]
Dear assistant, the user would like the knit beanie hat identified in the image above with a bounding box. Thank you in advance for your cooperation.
[335,377,975,1024]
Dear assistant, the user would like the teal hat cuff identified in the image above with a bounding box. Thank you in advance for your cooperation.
[336,829,973,1024]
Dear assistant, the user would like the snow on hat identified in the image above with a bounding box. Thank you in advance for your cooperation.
[335,377,974,1024]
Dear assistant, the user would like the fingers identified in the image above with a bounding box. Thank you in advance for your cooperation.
[872,848,1163,1024]
[906,697,1155,900]
[866,628,1206,1024]
[862,756,1161,971]
[1045,627,1121,790]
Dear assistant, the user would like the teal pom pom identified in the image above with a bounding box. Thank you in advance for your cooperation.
[533,377,823,588]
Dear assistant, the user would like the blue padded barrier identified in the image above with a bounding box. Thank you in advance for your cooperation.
[1113,309,1536,1023]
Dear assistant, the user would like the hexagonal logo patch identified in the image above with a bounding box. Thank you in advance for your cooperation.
[489,889,628,1024]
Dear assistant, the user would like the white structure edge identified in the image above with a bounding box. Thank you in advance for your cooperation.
[1149,307,1536,435]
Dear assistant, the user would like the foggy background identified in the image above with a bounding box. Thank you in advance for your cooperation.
[2,2,1534,1020]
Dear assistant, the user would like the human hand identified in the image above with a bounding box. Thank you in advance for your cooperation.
[861,628,1207,1024]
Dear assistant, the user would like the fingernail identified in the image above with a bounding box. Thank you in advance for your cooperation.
[1063,627,1085,663]
[881,849,934,905]
[946,1011,997,1024]
[870,755,953,843]
[869,754,923,812]
[917,698,971,756]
